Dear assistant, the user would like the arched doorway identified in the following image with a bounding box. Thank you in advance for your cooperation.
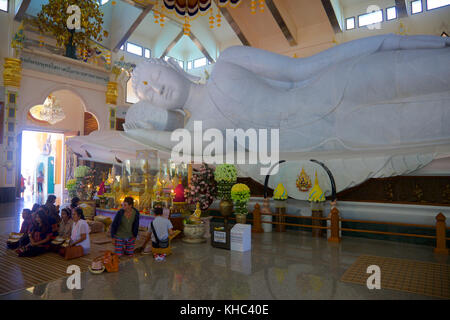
[21,89,86,206]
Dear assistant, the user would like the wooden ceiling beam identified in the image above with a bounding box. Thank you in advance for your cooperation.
[113,4,154,52]
[14,0,31,21]
[266,0,297,46]
[395,0,408,18]
[159,30,185,58]
[321,0,342,33]
[188,32,216,64]
[213,0,251,46]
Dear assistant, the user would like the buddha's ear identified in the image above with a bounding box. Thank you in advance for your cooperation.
[167,57,201,82]
[173,108,190,126]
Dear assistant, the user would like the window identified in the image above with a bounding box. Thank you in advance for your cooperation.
[193,57,207,68]
[163,56,169,61]
[126,78,139,104]
[177,60,184,69]
[0,0,8,12]
[358,10,383,27]
[386,6,397,20]
[411,0,423,14]
[99,0,110,5]
[144,48,151,59]
[345,17,355,30]
[427,0,450,10]
[120,44,125,51]
[187,61,193,70]
[126,42,142,56]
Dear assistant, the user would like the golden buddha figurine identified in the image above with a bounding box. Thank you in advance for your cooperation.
[189,202,202,224]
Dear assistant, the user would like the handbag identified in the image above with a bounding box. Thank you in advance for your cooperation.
[103,251,119,272]
[64,245,84,260]
[151,222,169,248]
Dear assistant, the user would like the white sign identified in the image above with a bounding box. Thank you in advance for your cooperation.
[230,223,251,252]
[214,231,226,243]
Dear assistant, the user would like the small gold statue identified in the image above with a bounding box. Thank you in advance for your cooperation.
[189,203,202,224]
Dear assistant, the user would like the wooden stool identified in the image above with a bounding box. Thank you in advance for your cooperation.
[151,230,181,256]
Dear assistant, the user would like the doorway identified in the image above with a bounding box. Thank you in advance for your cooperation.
[21,130,65,208]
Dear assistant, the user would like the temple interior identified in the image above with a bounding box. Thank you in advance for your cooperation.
[0,0,449,301]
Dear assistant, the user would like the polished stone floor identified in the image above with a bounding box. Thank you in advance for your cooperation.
[0,200,448,300]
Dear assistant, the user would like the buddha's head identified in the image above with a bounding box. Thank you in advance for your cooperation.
[132,58,200,110]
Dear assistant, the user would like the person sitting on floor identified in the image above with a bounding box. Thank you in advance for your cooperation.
[110,197,140,258]
[44,195,61,224]
[142,207,174,261]
[69,207,90,255]
[6,209,34,250]
[20,209,33,234]
[17,210,52,257]
[58,207,73,239]
[40,205,59,240]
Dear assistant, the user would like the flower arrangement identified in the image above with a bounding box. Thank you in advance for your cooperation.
[66,179,77,198]
[273,183,288,201]
[231,183,251,215]
[184,163,217,211]
[214,164,238,183]
[214,164,237,200]
[74,165,91,178]
[74,165,96,200]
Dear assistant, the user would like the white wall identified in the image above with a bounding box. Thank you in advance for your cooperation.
[18,69,108,133]
[337,0,450,43]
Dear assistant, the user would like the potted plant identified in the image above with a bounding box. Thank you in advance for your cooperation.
[184,163,217,214]
[182,203,207,243]
[74,165,95,201]
[33,0,107,59]
[214,164,238,218]
[231,183,251,224]
[66,178,77,198]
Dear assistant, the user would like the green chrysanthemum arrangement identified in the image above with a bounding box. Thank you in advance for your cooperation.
[231,183,251,215]
[74,165,90,178]
[66,179,77,198]
[214,164,238,201]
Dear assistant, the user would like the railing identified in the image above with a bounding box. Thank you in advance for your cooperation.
[210,202,450,255]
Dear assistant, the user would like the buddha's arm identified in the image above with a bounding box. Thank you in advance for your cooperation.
[217,34,449,84]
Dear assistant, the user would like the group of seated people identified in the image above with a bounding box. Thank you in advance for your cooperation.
[10,195,175,262]
[9,196,90,258]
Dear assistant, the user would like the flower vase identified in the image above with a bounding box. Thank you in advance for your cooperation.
[219,199,234,218]
[235,214,247,224]
[234,200,248,224]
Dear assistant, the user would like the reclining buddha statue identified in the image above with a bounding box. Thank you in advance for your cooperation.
[123,34,450,197]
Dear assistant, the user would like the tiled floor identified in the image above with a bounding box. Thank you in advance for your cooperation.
[0,200,448,300]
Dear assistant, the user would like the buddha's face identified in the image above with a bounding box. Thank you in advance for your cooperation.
[136,63,191,110]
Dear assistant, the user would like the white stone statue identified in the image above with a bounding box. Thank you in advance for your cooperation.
[125,33,450,152]
[123,34,450,197]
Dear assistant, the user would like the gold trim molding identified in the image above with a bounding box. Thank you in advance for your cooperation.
[3,58,22,88]
[106,81,118,105]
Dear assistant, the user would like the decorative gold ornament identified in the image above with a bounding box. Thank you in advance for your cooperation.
[296,167,312,192]
[106,81,118,105]
[308,172,325,202]
[3,57,22,88]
